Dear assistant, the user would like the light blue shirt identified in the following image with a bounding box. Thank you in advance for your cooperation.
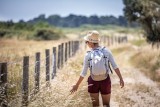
[80,47,118,77]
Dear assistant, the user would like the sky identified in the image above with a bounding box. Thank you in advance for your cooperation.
[0,0,125,22]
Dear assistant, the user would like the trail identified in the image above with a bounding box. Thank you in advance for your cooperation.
[28,43,160,107]
[109,44,160,107]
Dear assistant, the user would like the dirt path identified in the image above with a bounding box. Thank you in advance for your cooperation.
[109,44,160,107]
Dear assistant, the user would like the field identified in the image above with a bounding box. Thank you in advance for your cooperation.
[0,27,160,107]
[28,41,160,107]
[0,38,69,106]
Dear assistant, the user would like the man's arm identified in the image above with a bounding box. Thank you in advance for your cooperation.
[114,68,124,88]
[70,76,84,94]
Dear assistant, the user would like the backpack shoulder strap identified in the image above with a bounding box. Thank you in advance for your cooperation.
[101,46,113,74]
[102,46,106,50]
[86,51,91,60]
[86,51,93,73]
[99,47,107,58]
[87,51,91,53]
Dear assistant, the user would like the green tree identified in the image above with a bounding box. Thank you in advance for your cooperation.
[123,0,160,46]
[118,16,128,26]
[88,15,100,25]
[47,15,61,26]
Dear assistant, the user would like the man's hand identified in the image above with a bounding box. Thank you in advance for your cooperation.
[70,84,79,94]
[120,79,124,88]
[70,76,84,94]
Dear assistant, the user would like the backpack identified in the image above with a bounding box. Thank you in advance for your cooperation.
[88,47,113,81]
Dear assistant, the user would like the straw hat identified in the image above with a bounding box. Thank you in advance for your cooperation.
[84,30,100,43]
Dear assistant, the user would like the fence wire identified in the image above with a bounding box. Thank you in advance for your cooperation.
[0,37,127,106]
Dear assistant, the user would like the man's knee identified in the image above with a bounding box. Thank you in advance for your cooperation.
[103,104,110,107]
[92,101,99,107]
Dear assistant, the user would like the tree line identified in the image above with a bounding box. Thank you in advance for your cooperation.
[0,14,139,40]
[27,14,138,27]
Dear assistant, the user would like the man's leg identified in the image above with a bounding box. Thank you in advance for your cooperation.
[90,93,99,107]
[101,94,111,107]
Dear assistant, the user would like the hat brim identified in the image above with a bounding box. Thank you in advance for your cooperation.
[83,36,100,43]
[84,36,89,41]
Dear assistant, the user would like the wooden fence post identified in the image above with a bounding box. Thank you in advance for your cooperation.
[102,35,105,45]
[72,41,74,56]
[61,43,64,67]
[73,41,75,55]
[70,41,72,57]
[125,36,128,43]
[69,41,71,58]
[57,45,61,69]
[76,41,79,52]
[111,36,113,45]
[52,47,56,79]
[45,49,50,82]
[75,41,77,53]
[22,56,29,106]
[118,37,120,43]
[115,36,118,45]
[78,41,80,50]
[35,52,40,93]
[107,36,110,46]
[65,42,68,62]
[75,41,77,54]
[72,41,74,55]
[0,62,8,107]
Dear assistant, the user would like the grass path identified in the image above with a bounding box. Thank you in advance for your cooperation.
[110,44,160,107]
[28,43,160,107]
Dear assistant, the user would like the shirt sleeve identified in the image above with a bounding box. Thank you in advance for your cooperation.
[80,53,90,77]
[108,50,118,69]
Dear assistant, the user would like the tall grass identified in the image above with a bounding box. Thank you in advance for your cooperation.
[0,39,68,106]
[29,50,92,107]
[130,45,160,81]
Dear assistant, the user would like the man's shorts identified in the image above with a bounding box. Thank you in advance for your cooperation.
[87,75,111,95]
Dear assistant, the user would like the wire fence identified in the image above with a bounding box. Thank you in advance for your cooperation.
[0,36,127,107]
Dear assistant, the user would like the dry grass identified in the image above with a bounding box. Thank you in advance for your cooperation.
[130,44,160,81]
[0,38,69,106]
[0,39,68,61]
[2,31,160,107]
[28,50,92,107]
[26,40,160,107]
[109,43,160,107]
[0,38,91,107]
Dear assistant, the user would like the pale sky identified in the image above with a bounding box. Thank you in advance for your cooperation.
[0,0,125,22]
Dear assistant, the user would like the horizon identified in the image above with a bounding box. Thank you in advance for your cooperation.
[0,0,125,22]
[0,13,125,23]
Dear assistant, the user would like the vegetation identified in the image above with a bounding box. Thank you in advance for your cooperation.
[130,46,160,81]
[61,24,142,35]
[0,19,140,40]
[0,13,141,40]
[0,21,65,40]
[28,14,138,27]
[130,39,146,46]
[123,0,160,46]
[0,39,65,105]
